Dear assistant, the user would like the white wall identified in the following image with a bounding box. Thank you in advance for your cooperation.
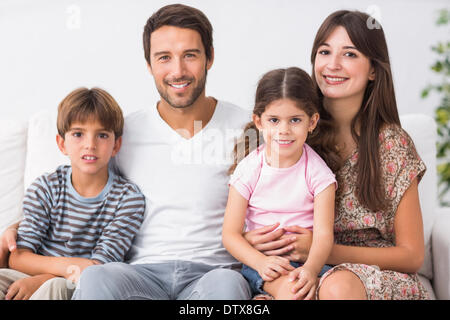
[0,0,448,121]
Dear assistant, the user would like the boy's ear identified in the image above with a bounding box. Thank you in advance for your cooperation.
[56,134,68,155]
[111,136,122,157]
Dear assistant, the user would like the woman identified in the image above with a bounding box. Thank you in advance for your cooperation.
[245,10,430,300]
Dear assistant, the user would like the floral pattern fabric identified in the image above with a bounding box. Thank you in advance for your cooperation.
[317,125,430,300]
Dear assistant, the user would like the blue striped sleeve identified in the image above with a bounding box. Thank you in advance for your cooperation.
[91,185,145,263]
[16,177,53,253]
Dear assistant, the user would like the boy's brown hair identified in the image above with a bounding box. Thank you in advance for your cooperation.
[57,87,124,139]
[143,4,213,66]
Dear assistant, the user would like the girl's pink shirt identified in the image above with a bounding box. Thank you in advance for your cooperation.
[229,143,337,232]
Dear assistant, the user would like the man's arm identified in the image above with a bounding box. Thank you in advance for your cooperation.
[0,221,20,268]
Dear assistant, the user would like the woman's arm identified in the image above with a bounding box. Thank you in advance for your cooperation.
[327,178,424,273]
[247,178,425,274]
[9,248,101,279]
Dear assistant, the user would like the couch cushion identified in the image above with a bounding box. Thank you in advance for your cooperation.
[24,109,69,189]
[400,114,437,280]
[0,117,28,234]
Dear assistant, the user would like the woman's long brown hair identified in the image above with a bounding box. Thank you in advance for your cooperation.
[229,67,340,175]
[311,10,401,212]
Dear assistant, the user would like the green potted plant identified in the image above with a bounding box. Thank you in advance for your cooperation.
[422,8,450,205]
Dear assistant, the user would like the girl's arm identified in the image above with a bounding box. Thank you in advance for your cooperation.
[326,178,424,273]
[222,186,292,277]
[301,183,335,275]
[222,186,268,269]
[9,249,101,279]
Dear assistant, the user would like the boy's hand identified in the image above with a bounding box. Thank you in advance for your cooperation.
[5,274,54,300]
[256,256,294,282]
[288,266,318,300]
[0,228,18,268]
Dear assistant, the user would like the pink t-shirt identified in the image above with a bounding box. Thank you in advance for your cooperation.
[229,143,337,232]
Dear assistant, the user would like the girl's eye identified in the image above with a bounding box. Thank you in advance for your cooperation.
[345,51,357,58]
[291,118,301,123]
[268,118,279,124]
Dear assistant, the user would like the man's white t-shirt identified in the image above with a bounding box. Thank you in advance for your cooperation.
[115,100,251,267]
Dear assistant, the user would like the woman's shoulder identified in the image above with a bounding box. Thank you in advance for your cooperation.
[378,123,417,154]
[379,123,410,142]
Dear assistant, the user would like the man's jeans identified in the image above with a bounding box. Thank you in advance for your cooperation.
[72,260,251,300]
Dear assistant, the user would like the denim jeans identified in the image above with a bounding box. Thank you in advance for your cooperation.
[241,262,333,295]
[72,260,251,300]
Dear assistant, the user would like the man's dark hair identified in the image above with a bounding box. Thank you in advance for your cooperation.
[143,4,213,65]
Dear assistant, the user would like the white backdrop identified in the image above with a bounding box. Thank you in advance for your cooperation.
[0,0,448,121]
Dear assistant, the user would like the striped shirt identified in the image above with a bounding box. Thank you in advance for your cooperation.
[16,165,146,264]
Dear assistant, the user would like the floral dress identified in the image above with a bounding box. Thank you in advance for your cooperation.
[316,125,430,300]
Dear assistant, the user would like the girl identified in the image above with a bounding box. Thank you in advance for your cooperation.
[222,67,337,300]
[245,11,430,300]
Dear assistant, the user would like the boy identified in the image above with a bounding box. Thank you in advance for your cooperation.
[0,87,145,300]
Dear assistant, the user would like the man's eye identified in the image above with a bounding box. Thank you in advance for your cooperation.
[159,56,170,61]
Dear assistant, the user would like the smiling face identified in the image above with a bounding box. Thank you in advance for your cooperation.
[148,25,213,109]
[314,26,375,106]
[56,119,121,180]
[254,99,319,168]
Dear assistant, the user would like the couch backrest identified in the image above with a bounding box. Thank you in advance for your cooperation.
[400,114,437,279]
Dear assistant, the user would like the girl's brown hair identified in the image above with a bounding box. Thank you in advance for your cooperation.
[57,87,124,139]
[311,10,401,212]
[229,67,339,175]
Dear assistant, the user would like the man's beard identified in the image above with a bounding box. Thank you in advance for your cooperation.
[157,69,208,109]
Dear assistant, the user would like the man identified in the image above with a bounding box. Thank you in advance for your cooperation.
[71,4,252,299]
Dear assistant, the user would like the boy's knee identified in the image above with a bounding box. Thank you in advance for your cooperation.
[30,277,74,300]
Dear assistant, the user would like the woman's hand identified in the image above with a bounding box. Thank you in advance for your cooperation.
[280,226,313,263]
[244,224,314,262]
[244,223,296,256]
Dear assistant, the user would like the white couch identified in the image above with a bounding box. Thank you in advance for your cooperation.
[1,110,449,299]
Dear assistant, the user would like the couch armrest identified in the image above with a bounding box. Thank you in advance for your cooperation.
[432,211,450,299]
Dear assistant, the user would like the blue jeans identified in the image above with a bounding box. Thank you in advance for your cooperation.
[72,260,251,300]
[241,262,333,295]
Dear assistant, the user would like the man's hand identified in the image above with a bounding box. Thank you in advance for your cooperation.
[5,274,54,300]
[0,228,18,268]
